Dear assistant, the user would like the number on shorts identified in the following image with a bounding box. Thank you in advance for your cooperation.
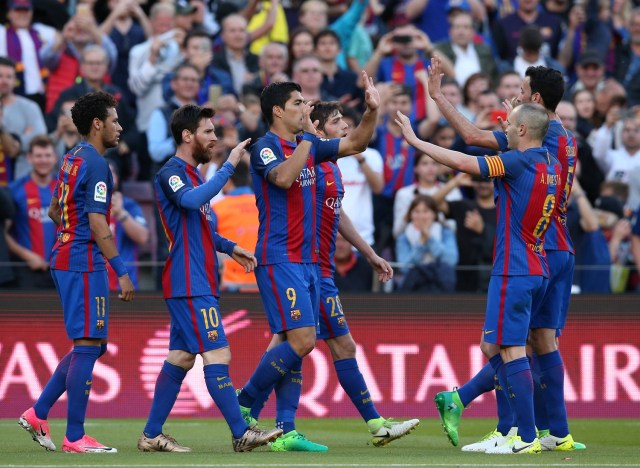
[200,307,219,329]
[95,296,105,317]
[326,296,344,317]
[286,288,297,309]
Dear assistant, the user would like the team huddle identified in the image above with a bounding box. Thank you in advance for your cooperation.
[18,60,582,455]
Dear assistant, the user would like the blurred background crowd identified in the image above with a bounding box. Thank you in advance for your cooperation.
[1,0,639,294]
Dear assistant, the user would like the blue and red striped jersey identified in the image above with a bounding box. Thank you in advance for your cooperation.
[9,175,58,261]
[372,125,416,197]
[50,142,113,272]
[155,157,235,299]
[250,131,340,265]
[477,147,561,277]
[494,120,577,253]
[316,161,344,278]
[377,57,430,121]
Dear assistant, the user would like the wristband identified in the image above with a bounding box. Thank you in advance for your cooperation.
[302,131,318,143]
[108,255,128,278]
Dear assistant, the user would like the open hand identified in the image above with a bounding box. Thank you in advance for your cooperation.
[231,245,258,273]
[228,138,251,166]
[362,70,380,111]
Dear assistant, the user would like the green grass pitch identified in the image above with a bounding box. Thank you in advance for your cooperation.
[1,418,639,467]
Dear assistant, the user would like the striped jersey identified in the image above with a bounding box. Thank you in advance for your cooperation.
[493,120,577,253]
[316,161,344,278]
[377,57,430,121]
[477,147,561,277]
[250,131,340,265]
[373,125,416,197]
[9,175,57,261]
[155,157,236,299]
[50,142,113,272]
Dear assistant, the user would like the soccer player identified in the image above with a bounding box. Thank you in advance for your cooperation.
[396,102,560,454]
[18,91,135,453]
[138,104,282,453]
[244,101,420,447]
[235,73,380,452]
[427,57,581,452]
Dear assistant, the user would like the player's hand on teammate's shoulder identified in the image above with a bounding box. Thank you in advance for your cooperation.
[231,245,258,273]
[361,70,380,111]
[228,138,252,166]
[118,274,135,302]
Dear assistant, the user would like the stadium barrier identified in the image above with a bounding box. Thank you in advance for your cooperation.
[1,292,639,419]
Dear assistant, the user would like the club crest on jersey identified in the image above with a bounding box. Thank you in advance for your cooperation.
[168,175,185,192]
[260,147,277,164]
[94,181,107,203]
[207,330,219,341]
[290,309,301,321]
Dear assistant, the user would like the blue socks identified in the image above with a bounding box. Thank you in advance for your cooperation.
[537,350,569,437]
[65,345,101,442]
[143,361,187,438]
[275,359,302,434]
[530,354,550,431]
[456,362,495,408]
[505,357,536,443]
[250,384,274,420]
[34,344,108,420]
[204,364,247,439]
[238,342,302,408]
[489,354,516,435]
[334,358,380,422]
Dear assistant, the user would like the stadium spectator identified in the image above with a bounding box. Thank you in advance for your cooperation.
[212,160,259,290]
[48,45,138,179]
[404,0,483,44]
[491,0,562,66]
[496,70,523,101]
[19,91,134,454]
[631,205,640,291]
[143,103,280,452]
[287,26,315,72]
[434,172,496,292]
[393,152,462,238]
[99,0,152,104]
[439,77,475,122]
[162,29,235,104]
[174,0,197,33]
[128,2,183,179]
[315,29,362,108]
[212,14,260,96]
[0,57,47,181]
[0,187,16,286]
[106,160,149,292]
[246,0,288,56]
[0,0,57,111]
[395,194,458,291]
[242,42,289,97]
[565,50,606,100]
[613,7,640,107]
[4,135,57,289]
[333,233,376,291]
[513,25,565,79]
[336,108,384,247]
[291,55,337,103]
[461,72,490,120]
[572,89,597,139]
[434,10,498,87]
[44,8,118,114]
[592,111,640,185]
[49,99,80,165]
[237,93,269,142]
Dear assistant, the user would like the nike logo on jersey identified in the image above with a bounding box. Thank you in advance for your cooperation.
[327,181,335,186]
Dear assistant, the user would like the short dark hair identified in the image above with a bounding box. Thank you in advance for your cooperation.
[230,160,250,187]
[28,134,54,153]
[394,85,413,100]
[184,29,212,49]
[519,25,542,52]
[260,81,302,125]
[525,66,565,112]
[514,103,550,141]
[405,194,439,223]
[0,57,17,70]
[310,101,343,132]
[170,104,215,146]
[71,91,118,137]
[314,29,340,49]
[172,62,200,80]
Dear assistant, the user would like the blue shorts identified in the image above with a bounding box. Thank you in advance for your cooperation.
[165,296,229,354]
[483,275,547,346]
[317,277,350,340]
[255,263,319,334]
[531,250,574,332]
[51,269,109,340]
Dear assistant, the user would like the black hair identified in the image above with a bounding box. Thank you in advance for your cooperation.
[314,29,341,49]
[260,81,302,126]
[525,66,565,112]
[184,28,212,49]
[71,91,118,137]
[519,25,542,52]
[310,101,343,132]
[170,104,215,146]
[0,57,17,70]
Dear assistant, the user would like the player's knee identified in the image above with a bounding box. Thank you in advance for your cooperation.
[328,335,357,360]
[529,328,557,354]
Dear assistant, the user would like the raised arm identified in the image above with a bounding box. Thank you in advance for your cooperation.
[428,55,500,150]
[337,71,380,156]
[395,111,481,176]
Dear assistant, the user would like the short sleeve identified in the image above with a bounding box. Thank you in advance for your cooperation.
[492,130,509,152]
[124,198,148,227]
[156,166,192,207]
[476,151,524,180]
[83,156,112,214]
[313,138,341,164]
[250,139,282,180]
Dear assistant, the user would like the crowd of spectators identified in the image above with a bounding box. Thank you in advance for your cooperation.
[1,0,640,293]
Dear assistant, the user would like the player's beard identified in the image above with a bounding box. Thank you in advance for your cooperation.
[192,139,213,165]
